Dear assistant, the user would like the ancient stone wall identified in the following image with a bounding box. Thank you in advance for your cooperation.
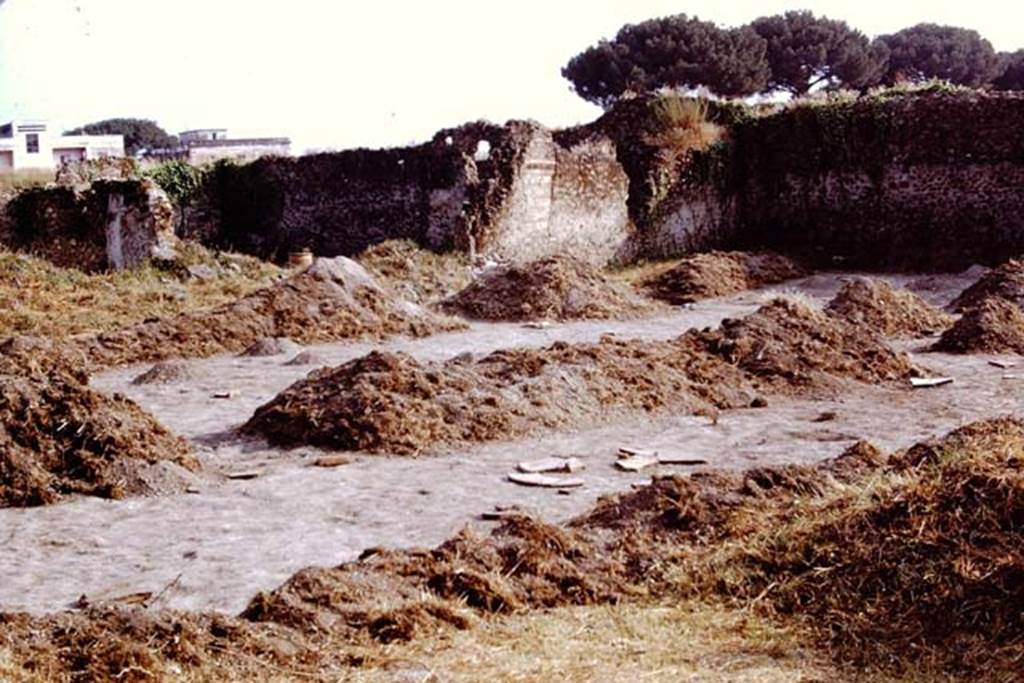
[17,91,1014,274]
[1,179,177,271]
[203,121,633,265]
[483,130,632,265]
[728,91,1024,270]
[207,124,508,260]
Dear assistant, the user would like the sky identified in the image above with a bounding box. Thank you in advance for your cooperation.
[0,0,1022,154]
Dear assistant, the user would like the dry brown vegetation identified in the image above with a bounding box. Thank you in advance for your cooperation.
[244,298,917,454]
[356,239,473,305]
[74,256,465,368]
[933,297,1024,353]
[0,243,279,340]
[441,254,663,322]
[2,418,1021,681]
[949,258,1024,312]
[0,338,195,507]
[669,418,1024,677]
[825,277,953,338]
[639,251,806,305]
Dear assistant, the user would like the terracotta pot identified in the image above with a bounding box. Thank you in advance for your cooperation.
[288,250,313,268]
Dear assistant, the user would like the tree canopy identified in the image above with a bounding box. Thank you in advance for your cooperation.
[751,11,888,95]
[562,14,769,107]
[994,51,1024,91]
[878,24,1003,87]
[563,13,1024,105]
[65,118,178,156]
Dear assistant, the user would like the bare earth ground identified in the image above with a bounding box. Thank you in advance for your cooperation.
[2,269,1016,621]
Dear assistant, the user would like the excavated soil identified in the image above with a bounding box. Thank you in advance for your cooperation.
[949,259,1024,312]
[687,297,918,393]
[357,239,473,305]
[674,417,1024,676]
[933,297,1024,353]
[284,350,327,366]
[641,251,806,305]
[239,337,300,358]
[243,299,917,454]
[0,345,195,507]
[3,419,1020,681]
[441,254,662,322]
[825,277,953,338]
[74,257,465,368]
[130,360,194,385]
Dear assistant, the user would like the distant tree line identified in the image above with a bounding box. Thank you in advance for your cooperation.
[563,12,1024,106]
[66,118,177,156]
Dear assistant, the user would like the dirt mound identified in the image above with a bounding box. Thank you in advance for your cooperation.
[441,254,662,322]
[357,239,473,305]
[2,420,1020,680]
[239,337,300,358]
[131,360,194,385]
[678,417,1024,675]
[0,350,196,507]
[284,350,326,366]
[825,277,953,338]
[949,259,1024,312]
[687,298,918,393]
[933,297,1024,353]
[243,341,759,455]
[244,299,915,454]
[640,251,806,305]
[76,257,465,368]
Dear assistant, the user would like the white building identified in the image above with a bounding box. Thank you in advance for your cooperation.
[147,128,291,164]
[0,120,125,172]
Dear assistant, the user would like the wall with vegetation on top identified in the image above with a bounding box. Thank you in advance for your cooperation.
[728,90,1024,269]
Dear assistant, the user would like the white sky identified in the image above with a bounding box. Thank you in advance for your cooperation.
[0,0,1022,153]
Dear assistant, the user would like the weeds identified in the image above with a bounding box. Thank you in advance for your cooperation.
[0,244,279,339]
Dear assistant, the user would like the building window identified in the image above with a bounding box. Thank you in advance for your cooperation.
[26,134,39,154]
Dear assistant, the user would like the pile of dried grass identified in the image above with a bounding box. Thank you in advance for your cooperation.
[242,340,758,455]
[131,360,193,385]
[356,239,473,305]
[688,298,918,393]
[825,277,952,338]
[77,257,465,367]
[3,420,1022,679]
[640,251,806,305]
[0,242,279,341]
[244,298,916,454]
[243,515,623,638]
[441,254,661,322]
[949,258,1024,312]
[673,417,1024,676]
[0,341,195,507]
[933,297,1024,353]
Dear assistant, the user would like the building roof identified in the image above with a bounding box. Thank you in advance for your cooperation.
[186,137,291,148]
[179,128,228,135]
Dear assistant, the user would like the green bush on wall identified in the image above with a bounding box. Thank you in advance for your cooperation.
[143,160,207,209]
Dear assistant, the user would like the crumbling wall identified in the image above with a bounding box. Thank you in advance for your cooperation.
[1,179,177,272]
[482,130,632,265]
[203,120,633,265]
[98,180,177,270]
[547,138,632,264]
[617,91,1024,270]
[635,183,738,261]
[207,123,525,260]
